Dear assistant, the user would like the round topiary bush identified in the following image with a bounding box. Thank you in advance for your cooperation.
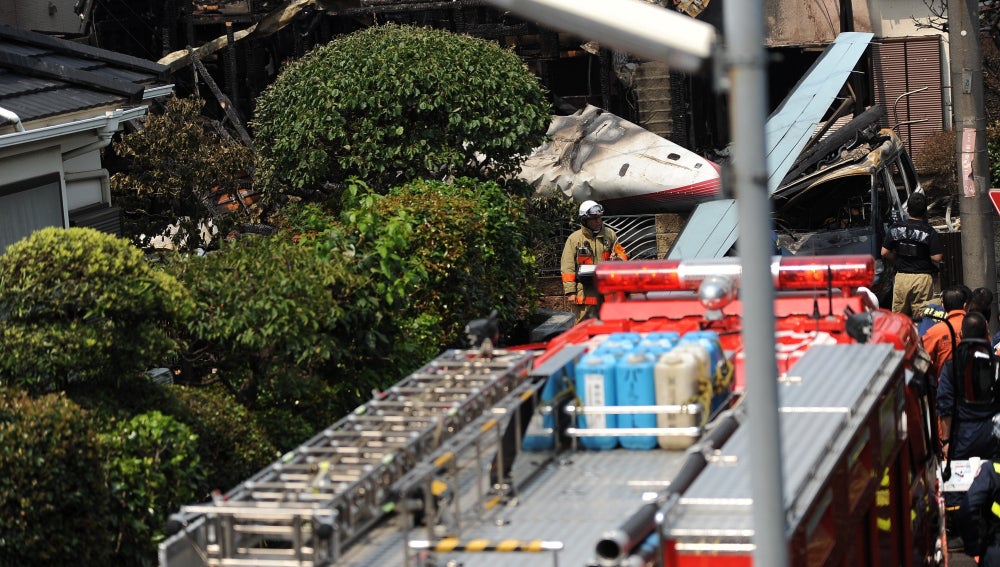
[252,23,551,204]
[101,411,204,565]
[0,227,193,393]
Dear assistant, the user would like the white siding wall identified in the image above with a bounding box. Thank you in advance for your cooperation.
[867,0,944,38]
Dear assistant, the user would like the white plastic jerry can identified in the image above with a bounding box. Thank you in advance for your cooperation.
[654,346,708,450]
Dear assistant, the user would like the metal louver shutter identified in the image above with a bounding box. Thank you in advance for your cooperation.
[70,204,122,237]
[872,36,944,169]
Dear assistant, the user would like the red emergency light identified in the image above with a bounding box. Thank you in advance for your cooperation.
[595,255,875,295]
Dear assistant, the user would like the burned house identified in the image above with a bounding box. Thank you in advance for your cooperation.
[1,0,948,169]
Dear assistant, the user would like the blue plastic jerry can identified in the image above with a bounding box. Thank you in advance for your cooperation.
[574,354,618,450]
[594,332,643,359]
[638,331,680,358]
[615,352,657,450]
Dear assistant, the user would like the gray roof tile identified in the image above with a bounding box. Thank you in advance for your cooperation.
[0,24,169,125]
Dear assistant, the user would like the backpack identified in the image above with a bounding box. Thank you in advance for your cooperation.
[954,338,1000,406]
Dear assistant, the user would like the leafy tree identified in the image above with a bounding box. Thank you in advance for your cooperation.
[252,24,551,206]
[101,411,203,566]
[292,178,538,355]
[0,388,114,567]
[274,194,435,395]
[163,235,369,413]
[0,227,193,394]
[110,95,256,251]
[170,384,278,490]
[375,178,539,346]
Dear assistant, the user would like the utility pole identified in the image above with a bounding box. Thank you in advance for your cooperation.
[950,0,999,325]
[723,2,788,566]
[481,1,787,565]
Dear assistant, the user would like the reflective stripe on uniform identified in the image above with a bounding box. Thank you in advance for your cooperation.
[562,273,576,282]
[992,462,1000,519]
[613,243,627,260]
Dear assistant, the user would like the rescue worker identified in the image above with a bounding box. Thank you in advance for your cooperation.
[960,421,1000,564]
[880,191,943,317]
[938,311,1000,462]
[970,287,996,325]
[923,285,969,380]
[561,200,627,323]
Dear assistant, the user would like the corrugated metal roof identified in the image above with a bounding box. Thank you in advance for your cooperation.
[0,23,168,126]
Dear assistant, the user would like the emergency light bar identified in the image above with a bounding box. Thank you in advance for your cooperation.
[595,255,875,295]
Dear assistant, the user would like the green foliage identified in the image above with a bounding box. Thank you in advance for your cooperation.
[0,227,193,394]
[163,235,368,410]
[525,193,578,273]
[280,190,433,390]
[253,24,551,206]
[278,177,542,386]
[251,375,355,453]
[342,177,539,348]
[101,411,204,566]
[110,95,256,251]
[0,387,115,567]
[989,122,1000,186]
[66,377,278,497]
[169,384,278,491]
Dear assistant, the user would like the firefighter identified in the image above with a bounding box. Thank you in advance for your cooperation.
[961,422,1000,565]
[879,191,943,317]
[561,200,627,323]
[938,311,1000,462]
[923,285,969,380]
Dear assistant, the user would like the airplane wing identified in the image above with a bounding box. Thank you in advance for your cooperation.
[668,31,874,260]
[765,31,875,195]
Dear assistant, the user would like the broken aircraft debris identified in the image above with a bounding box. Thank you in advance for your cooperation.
[517,105,722,214]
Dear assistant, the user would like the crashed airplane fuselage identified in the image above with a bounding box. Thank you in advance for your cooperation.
[517,105,721,214]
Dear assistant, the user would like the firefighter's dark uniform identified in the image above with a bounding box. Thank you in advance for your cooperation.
[881,215,942,317]
[937,347,1000,462]
[962,460,1000,565]
[560,225,627,323]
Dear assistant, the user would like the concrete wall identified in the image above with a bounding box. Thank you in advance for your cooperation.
[867,0,943,39]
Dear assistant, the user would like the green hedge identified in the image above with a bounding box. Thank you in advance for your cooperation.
[0,388,114,566]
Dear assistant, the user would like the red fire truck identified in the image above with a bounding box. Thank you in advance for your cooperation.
[159,254,945,567]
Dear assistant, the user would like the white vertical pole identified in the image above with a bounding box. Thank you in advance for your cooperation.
[724,2,788,566]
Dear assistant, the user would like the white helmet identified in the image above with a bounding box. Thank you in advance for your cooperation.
[578,200,604,220]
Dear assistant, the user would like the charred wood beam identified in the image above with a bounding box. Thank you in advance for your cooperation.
[187,47,253,147]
